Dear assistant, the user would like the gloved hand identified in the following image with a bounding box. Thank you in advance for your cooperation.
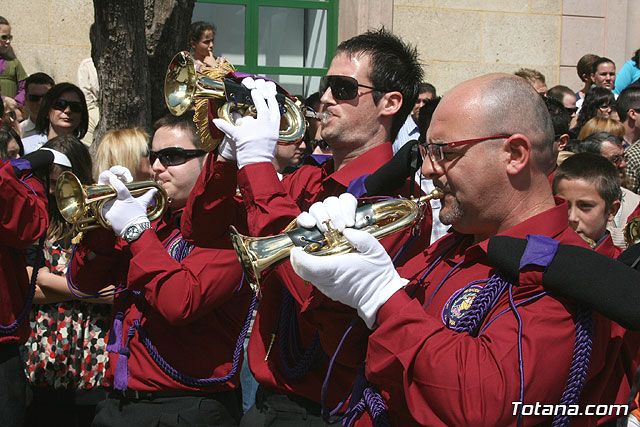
[212,77,280,169]
[99,166,156,238]
[98,165,133,185]
[297,193,358,233]
[216,113,242,162]
[291,228,408,329]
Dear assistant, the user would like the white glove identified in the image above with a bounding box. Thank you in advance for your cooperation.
[99,168,156,238]
[212,77,280,169]
[98,165,133,185]
[290,228,408,329]
[216,112,243,161]
[297,193,358,233]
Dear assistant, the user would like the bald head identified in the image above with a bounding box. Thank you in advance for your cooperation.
[440,74,555,172]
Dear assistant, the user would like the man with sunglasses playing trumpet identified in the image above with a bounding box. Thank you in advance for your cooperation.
[68,112,252,426]
[181,28,431,425]
[289,74,638,425]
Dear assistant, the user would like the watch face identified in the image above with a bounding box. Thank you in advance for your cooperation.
[125,226,137,240]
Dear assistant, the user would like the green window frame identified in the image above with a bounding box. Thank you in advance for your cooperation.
[195,0,338,80]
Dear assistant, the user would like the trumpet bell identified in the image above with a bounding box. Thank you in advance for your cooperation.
[624,216,640,247]
[56,171,168,232]
[164,52,198,117]
[57,171,87,224]
[164,51,307,146]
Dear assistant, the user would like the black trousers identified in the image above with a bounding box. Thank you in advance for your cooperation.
[92,390,242,427]
[240,386,331,427]
[0,343,27,427]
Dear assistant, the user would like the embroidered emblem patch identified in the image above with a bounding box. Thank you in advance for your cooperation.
[167,236,194,261]
[441,284,483,328]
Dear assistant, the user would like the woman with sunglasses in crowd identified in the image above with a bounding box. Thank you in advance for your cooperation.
[569,86,617,139]
[21,82,89,155]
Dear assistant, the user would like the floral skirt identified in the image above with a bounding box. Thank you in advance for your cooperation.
[24,301,111,390]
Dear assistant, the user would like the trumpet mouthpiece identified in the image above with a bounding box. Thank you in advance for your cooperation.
[304,109,328,124]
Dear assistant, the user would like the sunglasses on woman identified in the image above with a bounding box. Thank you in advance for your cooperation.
[150,147,206,167]
[319,75,386,101]
[52,99,83,113]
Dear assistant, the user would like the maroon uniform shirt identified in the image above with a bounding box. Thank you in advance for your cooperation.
[182,143,433,414]
[0,160,48,344]
[366,200,638,426]
[69,209,251,391]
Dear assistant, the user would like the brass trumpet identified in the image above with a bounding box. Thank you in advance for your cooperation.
[164,51,306,145]
[230,188,444,295]
[56,171,168,232]
[624,216,640,247]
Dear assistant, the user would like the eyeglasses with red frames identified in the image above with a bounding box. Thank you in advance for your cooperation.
[419,134,511,162]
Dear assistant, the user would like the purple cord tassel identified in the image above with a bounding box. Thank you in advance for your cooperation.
[113,325,136,391]
[106,311,124,353]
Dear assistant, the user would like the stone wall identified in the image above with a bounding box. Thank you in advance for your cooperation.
[1,0,93,85]
[2,0,638,98]
[393,1,562,95]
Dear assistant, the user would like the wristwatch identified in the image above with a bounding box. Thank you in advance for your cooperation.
[123,222,151,243]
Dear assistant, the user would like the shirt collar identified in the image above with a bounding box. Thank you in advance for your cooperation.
[324,142,393,188]
[465,197,571,258]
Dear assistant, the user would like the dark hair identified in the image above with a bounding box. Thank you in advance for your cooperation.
[42,135,93,241]
[591,57,615,75]
[544,95,570,138]
[189,21,216,46]
[334,28,423,141]
[583,131,623,149]
[419,82,436,98]
[616,86,640,122]
[25,72,55,94]
[304,92,321,110]
[547,85,574,103]
[577,54,599,82]
[576,87,616,130]
[0,128,23,158]
[153,110,200,149]
[567,132,622,155]
[552,152,621,207]
[35,82,89,138]
[0,16,9,26]
[417,97,441,144]
[633,48,640,68]
[514,68,546,85]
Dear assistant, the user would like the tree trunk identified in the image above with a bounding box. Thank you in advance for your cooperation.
[144,0,196,124]
[91,0,195,153]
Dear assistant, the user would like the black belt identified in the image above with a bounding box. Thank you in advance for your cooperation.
[108,388,233,401]
[0,343,19,363]
[257,385,323,416]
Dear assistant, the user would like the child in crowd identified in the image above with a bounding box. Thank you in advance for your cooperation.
[189,21,217,71]
[552,152,621,256]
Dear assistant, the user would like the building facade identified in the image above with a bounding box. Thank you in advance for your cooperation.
[3,0,639,99]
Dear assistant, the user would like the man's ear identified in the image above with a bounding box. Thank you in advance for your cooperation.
[379,91,403,117]
[504,134,531,175]
[628,108,638,122]
[608,199,621,222]
[557,134,570,151]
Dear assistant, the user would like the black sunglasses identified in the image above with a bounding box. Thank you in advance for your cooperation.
[27,94,46,102]
[52,99,83,113]
[319,75,385,101]
[565,106,578,114]
[150,147,206,167]
[310,139,329,151]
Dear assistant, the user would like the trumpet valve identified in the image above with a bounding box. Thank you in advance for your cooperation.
[322,220,343,248]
